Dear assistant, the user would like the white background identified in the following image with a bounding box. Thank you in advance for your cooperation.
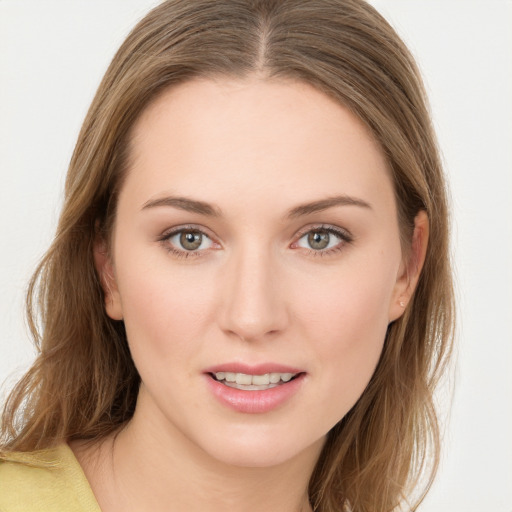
[1,1,511,510]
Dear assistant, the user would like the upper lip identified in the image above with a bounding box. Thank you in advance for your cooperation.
[203,362,304,375]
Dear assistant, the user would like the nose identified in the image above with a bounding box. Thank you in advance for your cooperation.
[217,244,289,343]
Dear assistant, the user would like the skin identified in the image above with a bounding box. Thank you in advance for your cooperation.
[72,77,428,512]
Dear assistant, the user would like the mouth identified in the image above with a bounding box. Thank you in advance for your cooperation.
[209,371,302,391]
[203,363,306,413]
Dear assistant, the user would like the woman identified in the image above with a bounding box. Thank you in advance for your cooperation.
[0,1,454,511]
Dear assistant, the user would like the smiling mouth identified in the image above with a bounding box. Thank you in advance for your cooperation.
[210,371,301,391]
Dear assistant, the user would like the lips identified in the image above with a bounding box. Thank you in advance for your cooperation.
[203,363,306,413]
[212,371,298,389]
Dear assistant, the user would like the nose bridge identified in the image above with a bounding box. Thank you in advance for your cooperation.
[219,240,287,341]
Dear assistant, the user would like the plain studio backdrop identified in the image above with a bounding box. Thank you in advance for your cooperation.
[1,1,511,510]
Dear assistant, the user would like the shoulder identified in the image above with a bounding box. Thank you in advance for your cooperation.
[0,443,101,512]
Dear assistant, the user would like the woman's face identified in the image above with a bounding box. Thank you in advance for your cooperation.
[101,78,412,468]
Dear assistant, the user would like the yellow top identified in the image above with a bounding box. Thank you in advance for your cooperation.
[0,443,101,512]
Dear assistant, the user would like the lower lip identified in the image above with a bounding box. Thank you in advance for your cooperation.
[205,374,306,414]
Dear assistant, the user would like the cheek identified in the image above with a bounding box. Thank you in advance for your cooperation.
[114,254,217,365]
[298,252,395,339]
[295,259,395,410]
[306,285,389,365]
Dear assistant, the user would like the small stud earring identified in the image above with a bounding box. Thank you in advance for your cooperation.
[399,300,406,307]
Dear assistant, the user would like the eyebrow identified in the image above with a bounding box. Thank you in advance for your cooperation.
[141,196,221,216]
[286,195,372,218]
[141,194,372,218]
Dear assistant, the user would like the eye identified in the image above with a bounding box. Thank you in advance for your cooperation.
[294,226,352,254]
[168,229,212,251]
[164,228,215,254]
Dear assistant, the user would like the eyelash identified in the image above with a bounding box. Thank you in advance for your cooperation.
[158,224,215,259]
[158,224,353,259]
[292,225,353,257]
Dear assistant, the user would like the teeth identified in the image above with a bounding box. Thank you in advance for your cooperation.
[252,374,270,385]
[269,373,281,384]
[236,373,252,385]
[214,371,297,387]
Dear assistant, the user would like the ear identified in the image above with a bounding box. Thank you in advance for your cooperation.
[93,237,123,321]
[388,210,429,322]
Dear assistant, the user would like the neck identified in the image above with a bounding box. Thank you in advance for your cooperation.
[74,391,323,512]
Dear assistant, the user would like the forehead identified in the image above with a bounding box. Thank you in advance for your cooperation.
[122,77,394,216]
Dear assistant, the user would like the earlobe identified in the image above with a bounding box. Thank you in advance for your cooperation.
[93,237,123,321]
[388,210,429,322]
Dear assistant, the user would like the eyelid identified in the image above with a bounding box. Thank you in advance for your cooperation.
[157,223,353,258]
[290,224,354,254]
[158,224,221,257]
[159,223,217,241]
[292,223,353,242]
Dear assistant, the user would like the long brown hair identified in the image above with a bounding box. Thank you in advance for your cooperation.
[1,1,454,510]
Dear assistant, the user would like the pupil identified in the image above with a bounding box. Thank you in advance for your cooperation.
[308,230,329,250]
[180,231,202,250]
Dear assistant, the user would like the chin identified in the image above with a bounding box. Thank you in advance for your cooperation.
[194,425,326,469]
